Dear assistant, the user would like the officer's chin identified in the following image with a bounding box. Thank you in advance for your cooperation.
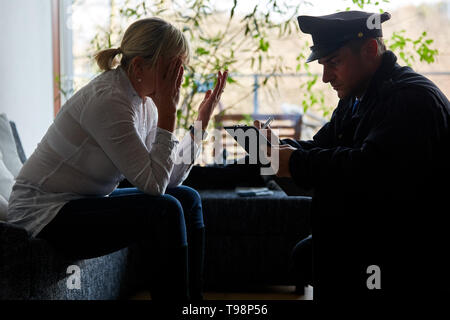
[335,88,349,99]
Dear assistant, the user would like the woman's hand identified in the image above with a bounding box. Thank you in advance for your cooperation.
[196,70,228,130]
[151,57,184,132]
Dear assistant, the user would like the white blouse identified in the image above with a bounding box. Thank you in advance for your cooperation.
[7,66,201,237]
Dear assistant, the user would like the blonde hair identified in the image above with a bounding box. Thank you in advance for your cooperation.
[94,17,190,73]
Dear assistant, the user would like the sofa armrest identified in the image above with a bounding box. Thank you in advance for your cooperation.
[0,222,31,299]
[0,221,30,243]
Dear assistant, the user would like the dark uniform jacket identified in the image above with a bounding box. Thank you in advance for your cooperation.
[286,50,450,300]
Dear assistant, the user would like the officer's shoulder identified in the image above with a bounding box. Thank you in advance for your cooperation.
[387,64,439,97]
[382,66,440,110]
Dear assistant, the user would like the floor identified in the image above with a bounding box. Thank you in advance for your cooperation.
[130,285,313,300]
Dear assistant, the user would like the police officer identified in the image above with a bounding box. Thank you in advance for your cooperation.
[257,10,450,301]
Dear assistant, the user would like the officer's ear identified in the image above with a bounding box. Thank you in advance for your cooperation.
[361,38,378,61]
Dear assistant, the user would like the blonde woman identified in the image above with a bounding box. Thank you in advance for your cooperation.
[7,17,227,300]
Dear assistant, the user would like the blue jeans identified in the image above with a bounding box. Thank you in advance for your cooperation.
[109,186,205,247]
[37,185,205,300]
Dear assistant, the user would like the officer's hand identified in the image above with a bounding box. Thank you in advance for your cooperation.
[254,120,281,145]
[274,145,296,177]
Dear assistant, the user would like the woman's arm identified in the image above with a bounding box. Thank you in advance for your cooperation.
[166,132,202,188]
[165,70,229,187]
[81,92,178,196]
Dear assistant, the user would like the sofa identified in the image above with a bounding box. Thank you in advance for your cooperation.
[0,115,312,300]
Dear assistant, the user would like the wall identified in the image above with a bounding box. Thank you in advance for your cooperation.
[0,0,53,157]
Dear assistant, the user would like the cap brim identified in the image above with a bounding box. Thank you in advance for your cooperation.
[306,50,321,63]
[306,43,344,63]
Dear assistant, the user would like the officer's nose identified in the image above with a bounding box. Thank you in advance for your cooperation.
[322,65,334,84]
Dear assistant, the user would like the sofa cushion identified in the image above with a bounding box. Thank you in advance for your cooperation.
[9,121,27,164]
[0,149,14,203]
[0,114,23,178]
[198,189,312,286]
[0,195,8,221]
[0,220,144,300]
[28,239,144,299]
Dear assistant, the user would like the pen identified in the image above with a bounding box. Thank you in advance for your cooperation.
[260,116,283,145]
[261,116,274,129]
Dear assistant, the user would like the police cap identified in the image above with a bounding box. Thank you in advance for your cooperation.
[297,10,391,62]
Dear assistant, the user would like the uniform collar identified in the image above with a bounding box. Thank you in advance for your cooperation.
[348,50,398,117]
[364,50,398,99]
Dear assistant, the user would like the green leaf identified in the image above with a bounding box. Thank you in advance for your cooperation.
[258,38,270,52]
[226,76,237,84]
[230,0,237,18]
[195,47,210,56]
[242,114,253,125]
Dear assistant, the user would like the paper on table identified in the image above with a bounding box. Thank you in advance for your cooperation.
[235,187,273,197]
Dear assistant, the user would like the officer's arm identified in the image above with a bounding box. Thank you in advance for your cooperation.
[281,110,339,150]
[280,138,316,149]
[288,90,439,188]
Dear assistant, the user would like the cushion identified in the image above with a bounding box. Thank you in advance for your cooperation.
[0,149,15,203]
[0,194,8,221]
[9,121,27,164]
[0,113,23,178]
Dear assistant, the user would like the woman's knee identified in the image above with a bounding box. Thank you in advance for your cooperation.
[141,194,187,247]
[167,185,201,207]
[166,185,204,229]
[160,194,186,225]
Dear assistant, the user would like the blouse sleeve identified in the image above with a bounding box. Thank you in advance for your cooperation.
[143,99,202,188]
[80,91,179,195]
[166,133,202,188]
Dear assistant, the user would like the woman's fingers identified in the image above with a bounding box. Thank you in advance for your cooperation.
[223,71,228,90]
[211,72,221,98]
[176,65,184,89]
[214,71,226,94]
[169,58,181,82]
[199,70,227,108]
[213,70,227,101]
[219,71,227,93]
[155,56,164,85]
[163,57,177,82]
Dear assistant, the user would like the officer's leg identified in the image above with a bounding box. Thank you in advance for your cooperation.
[290,234,313,295]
